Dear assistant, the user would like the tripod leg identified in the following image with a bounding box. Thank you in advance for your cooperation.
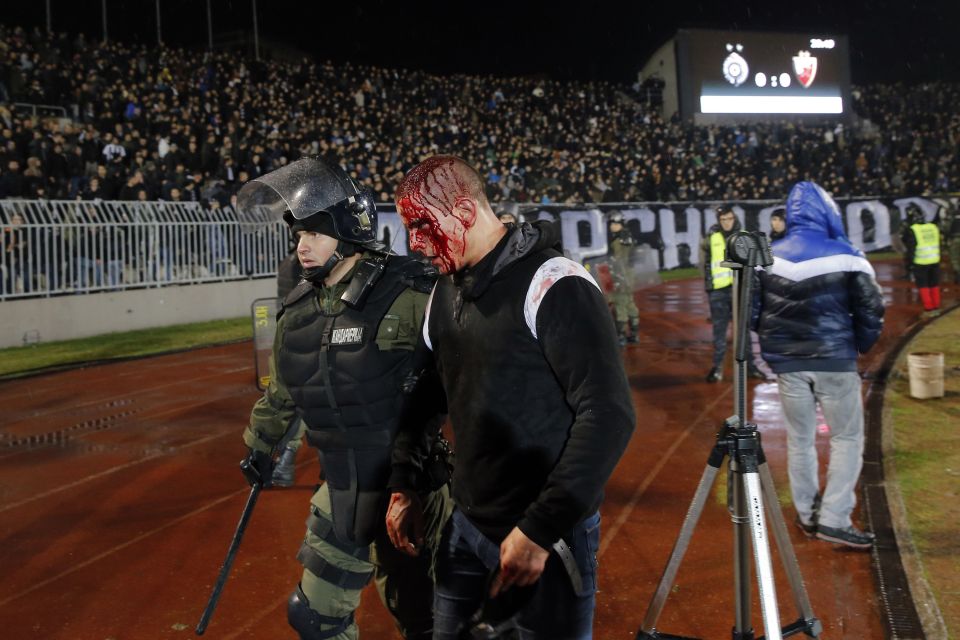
[743,471,783,640]
[639,455,724,634]
[758,463,822,637]
[730,458,753,638]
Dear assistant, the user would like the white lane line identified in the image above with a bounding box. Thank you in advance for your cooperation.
[0,486,248,608]
[0,423,232,514]
[598,387,732,558]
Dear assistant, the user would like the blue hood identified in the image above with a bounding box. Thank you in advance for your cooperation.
[776,181,863,262]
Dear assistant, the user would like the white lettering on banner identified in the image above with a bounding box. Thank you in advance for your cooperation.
[658,207,703,269]
[892,197,938,223]
[621,208,658,234]
[555,209,608,263]
[844,201,891,253]
[380,196,942,271]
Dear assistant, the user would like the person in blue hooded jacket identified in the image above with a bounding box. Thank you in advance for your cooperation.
[754,181,885,550]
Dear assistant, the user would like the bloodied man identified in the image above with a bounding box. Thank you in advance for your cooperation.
[386,155,635,638]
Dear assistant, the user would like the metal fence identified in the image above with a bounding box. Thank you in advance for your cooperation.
[0,199,289,300]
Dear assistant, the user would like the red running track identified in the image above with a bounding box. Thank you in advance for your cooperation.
[0,261,947,639]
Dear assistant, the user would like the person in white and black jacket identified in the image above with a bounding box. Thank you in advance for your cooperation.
[385,155,635,639]
[754,181,885,550]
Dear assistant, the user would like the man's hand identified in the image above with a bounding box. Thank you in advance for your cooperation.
[490,527,550,597]
[240,449,274,488]
[385,490,424,557]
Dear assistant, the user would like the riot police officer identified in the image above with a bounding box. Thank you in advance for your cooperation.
[237,157,452,639]
[607,211,641,345]
[901,203,942,315]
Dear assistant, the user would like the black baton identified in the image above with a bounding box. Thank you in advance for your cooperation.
[195,474,262,635]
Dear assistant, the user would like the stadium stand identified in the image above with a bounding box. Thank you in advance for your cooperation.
[1,23,958,209]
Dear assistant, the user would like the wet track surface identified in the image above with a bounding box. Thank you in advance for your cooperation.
[0,261,951,639]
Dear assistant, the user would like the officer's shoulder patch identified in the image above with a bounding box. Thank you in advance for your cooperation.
[283,280,314,308]
[394,257,438,294]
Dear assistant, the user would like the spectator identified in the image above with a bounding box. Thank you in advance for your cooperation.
[754,181,884,549]
[2,211,28,293]
[769,209,787,242]
[0,24,957,206]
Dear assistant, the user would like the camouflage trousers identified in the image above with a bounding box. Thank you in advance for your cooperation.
[609,289,639,323]
[949,237,960,279]
[294,482,453,639]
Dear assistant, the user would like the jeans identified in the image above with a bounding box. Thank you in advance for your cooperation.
[777,371,865,529]
[708,287,733,366]
[433,508,599,640]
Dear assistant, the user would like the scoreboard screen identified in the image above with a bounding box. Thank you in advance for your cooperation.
[676,30,851,116]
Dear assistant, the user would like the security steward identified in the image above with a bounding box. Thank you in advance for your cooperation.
[699,204,765,382]
[902,203,942,315]
[607,211,640,345]
[237,157,452,640]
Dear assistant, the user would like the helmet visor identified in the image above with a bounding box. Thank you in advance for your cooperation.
[236,157,355,224]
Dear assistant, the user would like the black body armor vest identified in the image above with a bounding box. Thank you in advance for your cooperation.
[277,257,417,546]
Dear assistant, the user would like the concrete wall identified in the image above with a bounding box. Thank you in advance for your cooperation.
[1,279,276,348]
[640,38,679,120]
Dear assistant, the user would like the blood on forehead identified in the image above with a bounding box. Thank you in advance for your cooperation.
[395,156,470,222]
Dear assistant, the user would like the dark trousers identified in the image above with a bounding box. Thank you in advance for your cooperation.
[433,508,600,639]
[708,287,733,367]
[913,263,940,288]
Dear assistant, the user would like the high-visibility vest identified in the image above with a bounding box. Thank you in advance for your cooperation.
[710,231,733,289]
[911,223,940,265]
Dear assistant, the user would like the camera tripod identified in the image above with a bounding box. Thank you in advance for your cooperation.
[637,235,822,640]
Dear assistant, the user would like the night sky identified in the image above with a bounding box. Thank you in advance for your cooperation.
[4,0,959,84]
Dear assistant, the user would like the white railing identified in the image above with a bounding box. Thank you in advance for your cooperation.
[0,199,289,300]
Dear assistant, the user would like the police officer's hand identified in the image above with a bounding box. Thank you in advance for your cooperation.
[385,490,424,557]
[490,527,549,597]
[241,448,274,488]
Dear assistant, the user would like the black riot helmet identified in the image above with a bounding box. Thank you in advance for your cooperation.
[237,157,380,282]
[237,156,379,248]
[905,202,925,226]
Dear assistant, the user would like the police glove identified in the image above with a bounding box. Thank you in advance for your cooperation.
[241,448,274,488]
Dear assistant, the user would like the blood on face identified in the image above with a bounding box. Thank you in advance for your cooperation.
[396,156,472,274]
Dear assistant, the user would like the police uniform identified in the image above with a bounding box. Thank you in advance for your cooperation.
[237,157,452,640]
[607,227,640,344]
[245,257,450,640]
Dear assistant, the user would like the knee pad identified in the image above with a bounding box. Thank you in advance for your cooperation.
[287,584,355,640]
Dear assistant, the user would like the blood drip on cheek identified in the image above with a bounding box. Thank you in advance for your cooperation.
[424,216,460,273]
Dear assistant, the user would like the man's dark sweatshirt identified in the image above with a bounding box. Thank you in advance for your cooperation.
[390,221,636,549]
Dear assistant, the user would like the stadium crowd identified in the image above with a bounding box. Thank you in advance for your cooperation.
[1,23,959,208]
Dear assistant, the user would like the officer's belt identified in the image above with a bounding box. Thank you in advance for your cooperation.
[296,543,374,591]
[552,539,589,598]
[306,507,371,561]
[305,426,392,449]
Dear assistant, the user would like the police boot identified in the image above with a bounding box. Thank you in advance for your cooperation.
[617,324,628,348]
[272,445,298,487]
[627,319,640,344]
